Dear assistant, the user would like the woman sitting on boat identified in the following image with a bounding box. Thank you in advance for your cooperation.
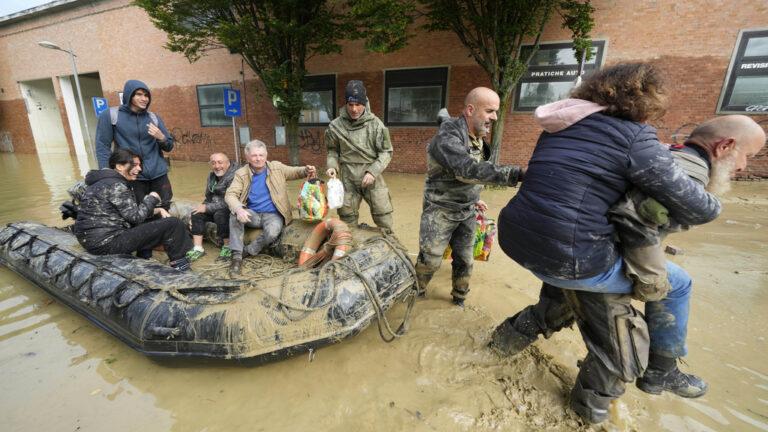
[73,149,193,271]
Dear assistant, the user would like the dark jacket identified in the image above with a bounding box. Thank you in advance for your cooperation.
[95,80,174,180]
[424,115,521,218]
[202,165,237,213]
[73,169,159,251]
[498,107,721,280]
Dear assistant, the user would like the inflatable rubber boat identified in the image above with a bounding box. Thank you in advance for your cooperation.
[0,220,417,363]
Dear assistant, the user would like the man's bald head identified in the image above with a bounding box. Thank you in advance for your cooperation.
[689,115,765,153]
[687,115,766,195]
[210,152,230,163]
[463,87,500,138]
[464,87,499,108]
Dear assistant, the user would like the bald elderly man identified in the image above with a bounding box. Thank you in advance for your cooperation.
[187,152,238,261]
[490,114,765,417]
[416,87,525,306]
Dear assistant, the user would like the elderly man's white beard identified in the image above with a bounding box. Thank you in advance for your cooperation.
[706,153,737,196]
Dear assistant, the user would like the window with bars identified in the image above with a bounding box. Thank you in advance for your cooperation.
[385,67,448,126]
[300,74,336,125]
[196,83,231,127]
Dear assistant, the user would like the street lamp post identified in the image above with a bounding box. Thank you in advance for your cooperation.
[37,40,94,161]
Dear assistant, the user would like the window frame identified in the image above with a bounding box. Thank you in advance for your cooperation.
[384,66,449,126]
[512,40,607,112]
[196,83,232,128]
[299,74,336,126]
[717,28,768,114]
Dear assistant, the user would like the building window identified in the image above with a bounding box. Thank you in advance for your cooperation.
[300,74,336,125]
[718,29,768,114]
[385,67,448,126]
[197,83,231,127]
[513,40,606,111]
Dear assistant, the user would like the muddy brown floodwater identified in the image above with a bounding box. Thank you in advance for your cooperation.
[1,153,767,432]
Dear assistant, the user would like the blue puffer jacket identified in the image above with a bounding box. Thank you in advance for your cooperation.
[95,80,174,180]
[498,99,721,280]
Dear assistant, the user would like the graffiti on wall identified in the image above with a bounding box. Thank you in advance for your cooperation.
[746,105,768,113]
[0,132,13,152]
[298,128,323,154]
[170,127,214,148]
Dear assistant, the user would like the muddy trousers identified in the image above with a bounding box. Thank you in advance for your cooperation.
[415,203,475,300]
[338,165,393,231]
[191,208,230,242]
[228,210,283,257]
[506,258,694,418]
[563,291,649,420]
[131,175,174,259]
[132,175,173,211]
[90,217,192,261]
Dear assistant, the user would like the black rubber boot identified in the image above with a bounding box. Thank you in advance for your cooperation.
[488,312,538,356]
[570,381,611,424]
[569,354,626,424]
[636,355,708,398]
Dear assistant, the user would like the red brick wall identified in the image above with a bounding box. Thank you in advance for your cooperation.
[0,99,35,153]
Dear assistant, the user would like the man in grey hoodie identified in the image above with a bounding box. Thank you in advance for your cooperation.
[95,79,175,209]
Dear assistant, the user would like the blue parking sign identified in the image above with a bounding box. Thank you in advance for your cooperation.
[92,97,108,117]
[224,89,241,117]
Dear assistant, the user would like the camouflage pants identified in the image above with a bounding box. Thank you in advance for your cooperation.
[339,164,393,231]
[415,202,475,299]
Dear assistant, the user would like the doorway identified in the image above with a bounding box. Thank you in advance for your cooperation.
[59,72,103,172]
[19,78,69,154]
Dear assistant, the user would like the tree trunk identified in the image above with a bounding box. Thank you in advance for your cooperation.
[285,117,300,166]
[489,89,513,164]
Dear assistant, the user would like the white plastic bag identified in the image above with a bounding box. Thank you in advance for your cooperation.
[327,178,344,209]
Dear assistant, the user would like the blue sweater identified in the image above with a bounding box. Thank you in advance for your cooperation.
[95,80,174,180]
[498,113,721,280]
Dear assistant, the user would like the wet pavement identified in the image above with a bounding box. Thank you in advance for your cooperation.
[1,153,767,431]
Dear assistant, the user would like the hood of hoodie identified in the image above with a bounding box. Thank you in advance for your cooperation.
[121,80,151,112]
[84,168,127,186]
[534,98,606,133]
[339,99,374,131]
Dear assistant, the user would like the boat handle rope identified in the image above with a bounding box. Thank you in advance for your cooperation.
[273,234,419,343]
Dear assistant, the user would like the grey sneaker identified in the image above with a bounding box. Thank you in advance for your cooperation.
[229,257,243,276]
[636,367,708,398]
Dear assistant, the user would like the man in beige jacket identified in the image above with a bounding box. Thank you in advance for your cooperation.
[225,139,315,275]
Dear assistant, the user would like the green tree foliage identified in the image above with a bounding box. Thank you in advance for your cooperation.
[135,0,413,165]
[420,0,595,163]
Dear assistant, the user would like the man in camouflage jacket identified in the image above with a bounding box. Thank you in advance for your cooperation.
[325,80,393,231]
[417,87,524,306]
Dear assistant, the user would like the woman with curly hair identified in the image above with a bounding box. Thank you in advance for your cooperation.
[489,62,721,423]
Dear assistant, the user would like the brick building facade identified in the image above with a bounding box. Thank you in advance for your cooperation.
[1,0,766,176]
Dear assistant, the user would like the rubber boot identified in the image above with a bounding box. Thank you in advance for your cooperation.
[570,381,611,424]
[488,311,538,356]
[636,354,708,398]
[569,354,626,424]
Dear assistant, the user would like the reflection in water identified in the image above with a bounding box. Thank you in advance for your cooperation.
[1,152,767,431]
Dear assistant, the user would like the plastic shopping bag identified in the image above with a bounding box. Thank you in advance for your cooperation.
[327,177,344,209]
[443,214,496,261]
[298,178,327,222]
[474,215,496,261]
